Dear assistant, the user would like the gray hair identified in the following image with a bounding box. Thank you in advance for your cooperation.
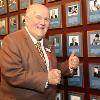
[25,3,48,17]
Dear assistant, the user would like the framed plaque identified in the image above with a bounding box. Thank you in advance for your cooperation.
[49,5,62,29]
[0,0,7,15]
[90,95,100,100]
[89,64,100,89]
[20,13,26,29]
[87,30,100,57]
[32,0,45,4]
[8,0,18,12]
[68,63,83,87]
[9,15,18,33]
[65,1,82,27]
[20,0,30,9]
[49,34,63,57]
[66,32,83,57]
[68,92,84,100]
[0,17,7,35]
[87,0,100,24]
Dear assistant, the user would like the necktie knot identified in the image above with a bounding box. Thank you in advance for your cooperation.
[35,41,41,48]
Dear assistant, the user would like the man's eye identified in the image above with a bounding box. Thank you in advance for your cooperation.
[35,15,50,22]
[36,16,42,20]
[44,18,50,22]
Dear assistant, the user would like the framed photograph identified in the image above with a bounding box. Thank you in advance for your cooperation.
[9,15,18,33]
[68,92,84,100]
[87,30,100,57]
[66,32,83,57]
[20,0,30,9]
[0,0,7,15]
[68,63,84,87]
[32,0,45,4]
[89,64,100,89]
[20,13,26,29]
[65,1,82,27]
[8,0,18,12]
[0,17,7,35]
[55,90,64,100]
[87,0,100,24]
[49,5,62,29]
[49,34,63,57]
[90,95,100,100]
[48,0,61,3]
[0,39,3,48]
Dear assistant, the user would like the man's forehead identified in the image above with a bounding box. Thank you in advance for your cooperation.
[28,4,48,12]
[29,6,48,14]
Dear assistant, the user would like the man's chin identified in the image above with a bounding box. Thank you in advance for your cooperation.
[37,35,45,40]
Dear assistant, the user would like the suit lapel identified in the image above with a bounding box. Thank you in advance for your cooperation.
[23,28,47,72]
[43,39,56,70]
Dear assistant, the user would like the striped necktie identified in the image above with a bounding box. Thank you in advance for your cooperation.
[35,42,46,64]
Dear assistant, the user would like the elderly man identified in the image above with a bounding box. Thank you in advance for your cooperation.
[0,4,79,100]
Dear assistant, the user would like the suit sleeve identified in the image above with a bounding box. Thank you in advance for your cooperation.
[0,35,48,93]
[57,61,72,76]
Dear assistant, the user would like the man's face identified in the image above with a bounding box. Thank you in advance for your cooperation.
[95,37,99,42]
[25,6,50,40]
[72,37,76,43]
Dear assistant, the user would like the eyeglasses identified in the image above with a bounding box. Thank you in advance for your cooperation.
[35,15,50,23]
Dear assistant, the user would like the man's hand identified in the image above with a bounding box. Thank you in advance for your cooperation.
[48,69,61,85]
[68,51,79,69]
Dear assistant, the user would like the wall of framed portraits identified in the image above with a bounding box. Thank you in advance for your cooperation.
[0,0,100,100]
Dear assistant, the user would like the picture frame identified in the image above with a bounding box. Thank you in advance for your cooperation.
[66,32,83,57]
[8,0,18,12]
[48,0,61,3]
[32,0,45,4]
[0,17,8,35]
[87,30,100,57]
[89,63,100,89]
[90,95,100,100]
[9,15,18,33]
[20,13,26,29]
[87,0,100,24]
[0,0,7,15]
[68,92,84,100]
[19,0,30,9]
[65,1,82,27]
[55,90,64,100]
[49,34,63,57]
[68,63,84,87]
[49,5,62,29]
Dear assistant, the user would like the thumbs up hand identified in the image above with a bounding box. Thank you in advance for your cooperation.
[68,51,79,69]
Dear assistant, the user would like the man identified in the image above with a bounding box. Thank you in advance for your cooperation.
[70,37,79,46]
[93,66,100,78]
[92,33,100,45]
[0,4,79,100]
[50,9,58,19]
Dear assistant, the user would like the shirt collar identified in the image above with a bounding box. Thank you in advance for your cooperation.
[25,26,43,46]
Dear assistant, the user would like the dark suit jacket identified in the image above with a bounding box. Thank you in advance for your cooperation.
[70,42,78,46]
[0,28,70,100]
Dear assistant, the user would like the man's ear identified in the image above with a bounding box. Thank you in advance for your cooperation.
[25,16,28,21]
[25,16,29,24]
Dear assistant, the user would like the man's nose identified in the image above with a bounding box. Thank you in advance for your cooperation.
[40,19,45,25]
